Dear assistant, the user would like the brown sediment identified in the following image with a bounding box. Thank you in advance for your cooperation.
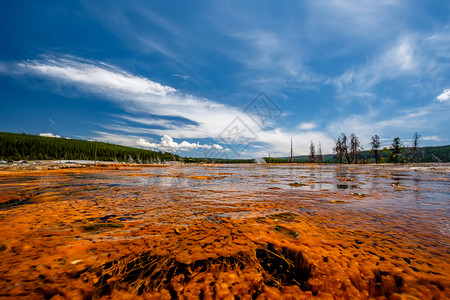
[0,163,448,299]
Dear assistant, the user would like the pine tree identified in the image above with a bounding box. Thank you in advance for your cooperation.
[370,135,381,163]
[308,141,315,163]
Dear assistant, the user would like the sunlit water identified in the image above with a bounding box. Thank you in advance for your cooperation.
[0,164,448,299]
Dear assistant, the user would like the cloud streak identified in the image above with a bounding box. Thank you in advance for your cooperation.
[18,57,176,97]
[331,35,419,101]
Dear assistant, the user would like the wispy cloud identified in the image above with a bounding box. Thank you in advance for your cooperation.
[172,74,190,80]
[331,27,450,102]
[81,1,207,68]
[18,56,175,96]
[331,35,419,101]
[298,122,318,130]
[306,0,404,41]
[422,136,441,142]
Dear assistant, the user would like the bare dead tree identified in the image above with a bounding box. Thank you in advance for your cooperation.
[341,133,351,164]
[334,134,345,164]
[350,133,362,164]
[288,138,294,163]
[309,141,315,163]
[410,132,422,163]
[317,142,323,163]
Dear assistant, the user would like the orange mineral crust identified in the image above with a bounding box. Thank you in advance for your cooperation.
[0,163,448,299]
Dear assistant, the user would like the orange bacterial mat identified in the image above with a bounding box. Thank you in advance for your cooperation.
[0,163,448,299]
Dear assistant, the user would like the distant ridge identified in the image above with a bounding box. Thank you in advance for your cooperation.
[0,132,180,163]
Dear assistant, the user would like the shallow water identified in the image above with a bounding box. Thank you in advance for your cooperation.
[0,164,448,299]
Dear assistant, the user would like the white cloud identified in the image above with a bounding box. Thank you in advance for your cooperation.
[383,36,416,71]
[298,122,317,130]
[39,133,61,138]
[38,132,70,139]
[18,57,176,97]
[39,132,61,138]
[136,135,223,152]
[437,89,450,102]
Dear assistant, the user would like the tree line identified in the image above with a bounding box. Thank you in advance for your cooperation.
[369,132,422,163]
[319,131,424,164]
[304,132,435,164]
[0,132,180,163]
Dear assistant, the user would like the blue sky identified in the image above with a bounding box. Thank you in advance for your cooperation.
[1,0,449,158]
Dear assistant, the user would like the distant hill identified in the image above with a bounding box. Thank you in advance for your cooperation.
[419,145,450,162]
[0,132,180,163]
[271,145,450,163]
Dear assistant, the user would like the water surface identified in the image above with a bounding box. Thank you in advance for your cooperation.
[0,164,448,299]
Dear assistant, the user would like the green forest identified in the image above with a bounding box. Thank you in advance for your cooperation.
[0,132,180,163]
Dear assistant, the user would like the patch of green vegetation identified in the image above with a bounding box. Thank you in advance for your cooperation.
[81,223,124,232]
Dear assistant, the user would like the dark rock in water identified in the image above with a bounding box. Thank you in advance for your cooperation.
[99,215,116,221]
[273,225,300,239]
[288,182,306,187]
[81,223,124,232]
